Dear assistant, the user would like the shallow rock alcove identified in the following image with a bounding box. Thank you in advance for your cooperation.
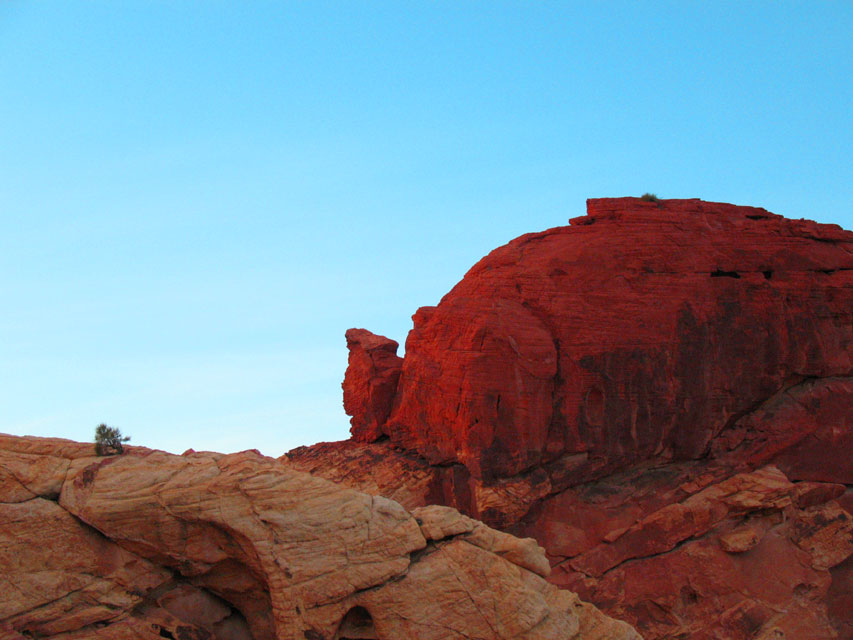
[334,606,378,640]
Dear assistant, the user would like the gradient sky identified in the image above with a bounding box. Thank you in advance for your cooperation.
[2,2,852,456]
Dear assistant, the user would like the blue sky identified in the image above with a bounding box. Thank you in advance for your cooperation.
[2,2,851,456]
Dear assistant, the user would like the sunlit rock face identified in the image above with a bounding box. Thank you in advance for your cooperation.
[0,434,640,640]
[291,198,853,639]
[342,328,403,443]
[354,198,853,483]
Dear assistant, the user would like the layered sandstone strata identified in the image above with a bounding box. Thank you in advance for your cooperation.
[289,198,853,639]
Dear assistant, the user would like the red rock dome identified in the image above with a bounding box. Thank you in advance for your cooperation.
[352,197,852,485]
[306,197,853,639]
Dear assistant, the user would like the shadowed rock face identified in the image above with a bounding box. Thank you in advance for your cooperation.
[289,198,853,639]
[0,434,640,640]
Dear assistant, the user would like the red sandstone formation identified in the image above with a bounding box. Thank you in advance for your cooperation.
[288,198,853,639]
[0,433,639,640]
[342,328,403,443]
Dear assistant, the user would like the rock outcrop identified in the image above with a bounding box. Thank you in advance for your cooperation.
[0,433,640,640]
[288,198,853,639]
[342,329,403,443]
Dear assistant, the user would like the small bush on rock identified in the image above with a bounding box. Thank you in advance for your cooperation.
[94,423,130,456]
[640,193,660,202]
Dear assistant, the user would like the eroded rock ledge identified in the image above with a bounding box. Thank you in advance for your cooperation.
[288,198,853,639]
[0,434,640,640]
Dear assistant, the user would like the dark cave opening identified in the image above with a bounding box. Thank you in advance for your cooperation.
[710,269,741,278]
[334,606,378,640]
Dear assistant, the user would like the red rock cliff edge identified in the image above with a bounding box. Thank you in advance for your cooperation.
[288,197,853,639]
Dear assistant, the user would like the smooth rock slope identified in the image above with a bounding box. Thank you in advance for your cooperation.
[288,198,853,639]
[0,434,640,640]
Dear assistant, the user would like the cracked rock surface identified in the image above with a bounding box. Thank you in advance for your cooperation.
[287,198,853,639]
[0,434,640,640]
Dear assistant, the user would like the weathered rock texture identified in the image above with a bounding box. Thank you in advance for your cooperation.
[288,198,853,639]
[0,434,640,640]
[342,328,403,443]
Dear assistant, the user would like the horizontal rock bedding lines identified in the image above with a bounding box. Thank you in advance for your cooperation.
[344,198,853,484]
[289,197,853,639]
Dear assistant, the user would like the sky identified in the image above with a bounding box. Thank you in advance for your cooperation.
[2,2,852,457]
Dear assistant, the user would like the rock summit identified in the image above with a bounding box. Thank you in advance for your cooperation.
[291,197,853,639]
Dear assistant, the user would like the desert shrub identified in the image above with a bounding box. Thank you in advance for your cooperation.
[94,423,130,456]
[640,193,660,202]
